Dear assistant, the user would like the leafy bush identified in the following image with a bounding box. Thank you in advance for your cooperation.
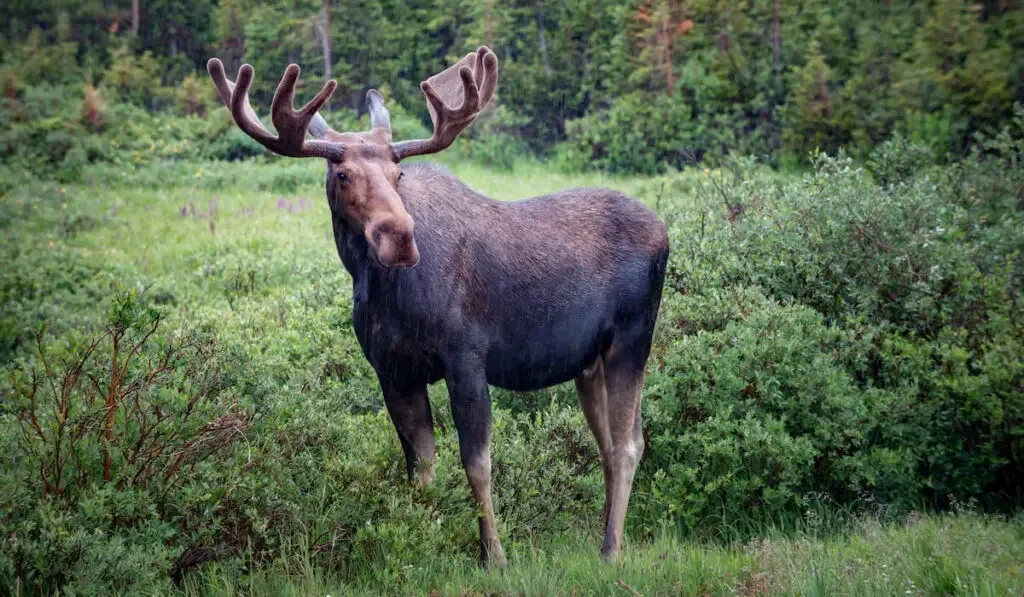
[634,124,1024,536]
[865,132,936,187]
[641,295,872,531]
[0,289,246,594]
[558,92,695,175]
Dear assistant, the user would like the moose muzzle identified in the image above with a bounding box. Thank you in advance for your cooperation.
[366,215,420,268]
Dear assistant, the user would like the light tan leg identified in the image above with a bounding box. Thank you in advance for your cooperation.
[465,451,506,568]
[597,345,646,561]
[576,358,613,527]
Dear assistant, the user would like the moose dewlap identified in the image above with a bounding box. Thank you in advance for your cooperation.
[207,46,669,567]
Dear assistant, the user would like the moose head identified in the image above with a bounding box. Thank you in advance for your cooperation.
[207,47,497,268]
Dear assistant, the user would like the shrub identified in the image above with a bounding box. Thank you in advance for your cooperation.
[635,127,1024,533]
[865,132,936,187]
[558,92,695,175]
[0,288,247,594]
[641,295,873,532]
[101,44,168,109]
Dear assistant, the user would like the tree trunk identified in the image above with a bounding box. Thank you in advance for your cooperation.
[536,1,553,76]
[131,0,140,36]
[321,0,331,80]
[772,0,782,91]
[314,0,333,110]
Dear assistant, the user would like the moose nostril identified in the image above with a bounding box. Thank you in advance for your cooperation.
[374,221,397,237]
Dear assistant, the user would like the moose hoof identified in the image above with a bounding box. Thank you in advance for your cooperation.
[600,542,622,563]
[416,465,436,488]
[481,541,507,570]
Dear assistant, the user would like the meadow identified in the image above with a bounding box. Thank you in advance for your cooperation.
[2,120,1024,594]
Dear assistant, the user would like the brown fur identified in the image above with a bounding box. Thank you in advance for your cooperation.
[209,46,669,568]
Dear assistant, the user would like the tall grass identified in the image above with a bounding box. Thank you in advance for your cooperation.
[179,512,1024,596]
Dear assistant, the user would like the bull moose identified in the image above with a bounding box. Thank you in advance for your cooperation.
[206,46,668,567]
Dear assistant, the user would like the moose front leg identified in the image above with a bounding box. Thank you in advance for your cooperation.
[446,358,507,569]
[382,382,436,486]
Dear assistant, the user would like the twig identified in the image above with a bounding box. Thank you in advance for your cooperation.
[616,579,643,596]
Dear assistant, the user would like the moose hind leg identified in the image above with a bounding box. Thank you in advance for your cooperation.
[382,383,436,486]
[447,359,507,569]
[575,357,614,530]
[597,343,647,561]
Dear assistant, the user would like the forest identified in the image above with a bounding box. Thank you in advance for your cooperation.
[1,0,1023,595]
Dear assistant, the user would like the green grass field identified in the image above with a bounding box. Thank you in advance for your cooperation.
[3,157,1023,596]
[183,512,1024,596]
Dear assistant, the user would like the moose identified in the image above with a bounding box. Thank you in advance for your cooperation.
[207,46,668,567]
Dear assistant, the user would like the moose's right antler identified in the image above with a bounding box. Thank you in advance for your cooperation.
[391,46,499,160]
[207,58,346,162]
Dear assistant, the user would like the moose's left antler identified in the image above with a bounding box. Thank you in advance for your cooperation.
[389,46,499,160]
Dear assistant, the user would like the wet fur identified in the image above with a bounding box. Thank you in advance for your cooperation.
[212,46,667,565]
[330,162,668,391]
[329,162,668,564]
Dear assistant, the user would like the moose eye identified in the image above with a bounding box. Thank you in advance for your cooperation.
[336,171,349,183]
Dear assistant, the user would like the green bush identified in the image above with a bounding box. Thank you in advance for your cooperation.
[558,92,695,175]
[641,294,872,531]
[633,124,1024,535]
[0,289,247,594]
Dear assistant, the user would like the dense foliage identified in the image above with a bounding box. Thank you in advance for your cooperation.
[2,0,1023,176]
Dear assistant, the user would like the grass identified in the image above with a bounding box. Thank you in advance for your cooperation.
[4,157,1024,595]
[180,512,1024,596]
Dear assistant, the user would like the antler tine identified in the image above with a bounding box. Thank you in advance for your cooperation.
[269,64,339,153]
[392,46,500,160]
[230,64,279,146]
[207,58,345,162]
[475,47,498,108]
[208,59,273,142]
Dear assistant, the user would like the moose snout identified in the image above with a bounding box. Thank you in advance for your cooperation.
[367,217,420,268]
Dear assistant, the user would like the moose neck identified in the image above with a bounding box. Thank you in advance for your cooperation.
[330,208,375,297]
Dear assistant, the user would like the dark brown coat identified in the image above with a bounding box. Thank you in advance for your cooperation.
[208,46,668,567]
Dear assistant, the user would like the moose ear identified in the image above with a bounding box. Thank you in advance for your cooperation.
[366,89,391,136]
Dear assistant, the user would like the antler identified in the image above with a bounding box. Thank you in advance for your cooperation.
[207,58,345,161]
[391,46,499,160]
